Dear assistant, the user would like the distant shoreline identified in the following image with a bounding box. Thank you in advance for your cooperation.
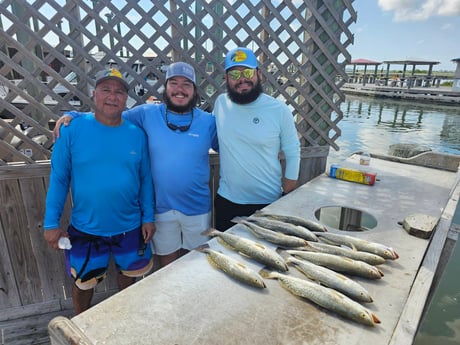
[341,83,460,105]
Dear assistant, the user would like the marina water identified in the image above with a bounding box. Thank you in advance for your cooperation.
[328,94,460,344]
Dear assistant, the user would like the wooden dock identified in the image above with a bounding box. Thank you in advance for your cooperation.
[341,83,460,105]
[46,153,460,345]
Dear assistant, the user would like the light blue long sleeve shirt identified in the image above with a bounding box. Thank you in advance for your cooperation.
[44,115,154,235]
[213,93,300,204]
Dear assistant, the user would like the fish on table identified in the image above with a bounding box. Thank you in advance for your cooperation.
[201,228,288,272]
[246,215,319,241]
[253,210,328,232]
[260,269,380,327]
[232,217,310,248]
[285,255,373,303]
[284,250,384,279]
[291,241,386,266]
[196,244,266,289]
[316,232,399,260]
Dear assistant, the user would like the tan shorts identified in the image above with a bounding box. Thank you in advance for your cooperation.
[151,210,211,255]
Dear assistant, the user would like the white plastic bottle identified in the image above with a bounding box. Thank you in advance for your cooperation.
[58,237,72,250]
[360,152,371,166]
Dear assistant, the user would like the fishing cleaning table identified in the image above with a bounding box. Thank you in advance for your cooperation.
[49,154,460,345]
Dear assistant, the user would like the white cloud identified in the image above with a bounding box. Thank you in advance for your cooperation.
[378,0,460,21]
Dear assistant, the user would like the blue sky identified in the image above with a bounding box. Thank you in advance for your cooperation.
[348,0,460,71]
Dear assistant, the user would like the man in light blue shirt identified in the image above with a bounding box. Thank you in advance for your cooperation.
[213,47,300,231]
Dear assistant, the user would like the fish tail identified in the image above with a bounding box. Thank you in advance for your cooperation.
[259,268,276,279]
[231,216,247,223]
[195,243,211,252]
[200,228,217,237]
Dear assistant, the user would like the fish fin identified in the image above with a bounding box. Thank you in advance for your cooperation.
[297,242,320,252]
[238,251,253,259]
[235,262,249,269]
[349,243,358,251]
[254,242,267,250]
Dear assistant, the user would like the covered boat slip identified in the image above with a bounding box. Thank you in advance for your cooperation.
[49,154,460,345]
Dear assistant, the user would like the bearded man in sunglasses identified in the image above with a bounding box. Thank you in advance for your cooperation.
[213,47,300,231]
[54,62,218,268]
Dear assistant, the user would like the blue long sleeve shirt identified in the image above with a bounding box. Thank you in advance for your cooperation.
[44,115,154,235]
[124,103,218,215]
[65,103,218,216]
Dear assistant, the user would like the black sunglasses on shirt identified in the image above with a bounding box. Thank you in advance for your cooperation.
[165,109,194,132]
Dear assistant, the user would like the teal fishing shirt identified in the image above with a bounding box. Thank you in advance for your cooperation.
[213,93,300,204]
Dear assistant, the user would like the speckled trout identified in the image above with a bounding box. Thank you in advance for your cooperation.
[253,211,328,232]
[285,256,373,303]
[232,217,309,247]
[316,232,399,260]
[260,269,380,327]
[201,228,288,272]
[285,250,384,279]
[292,241,386,266]
[246,216,319,241]
[196,244,266,289]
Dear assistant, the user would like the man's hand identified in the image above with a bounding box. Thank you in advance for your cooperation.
[282,177,298,195]
[44,228,68,250]
[141,222,156,243]
[52,115,73,142]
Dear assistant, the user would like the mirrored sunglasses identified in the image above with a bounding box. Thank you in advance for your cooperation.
[227,68,256,80]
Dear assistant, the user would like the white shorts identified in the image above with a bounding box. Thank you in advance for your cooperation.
[151,210,211,255]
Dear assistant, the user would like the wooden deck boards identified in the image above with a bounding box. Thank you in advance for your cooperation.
[1,309,73,345]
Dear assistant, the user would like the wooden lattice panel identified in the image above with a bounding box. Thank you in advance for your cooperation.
[0,0,355,164]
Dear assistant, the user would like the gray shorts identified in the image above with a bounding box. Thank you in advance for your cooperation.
[151,210,211,255]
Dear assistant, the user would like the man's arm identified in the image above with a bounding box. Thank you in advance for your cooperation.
[44,125,73,249]
[52,111,91,141]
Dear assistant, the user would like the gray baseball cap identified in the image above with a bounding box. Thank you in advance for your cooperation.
[166,62,196,84]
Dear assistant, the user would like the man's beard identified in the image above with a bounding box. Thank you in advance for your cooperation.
[227,78,263,105]
[163,92,196,113]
